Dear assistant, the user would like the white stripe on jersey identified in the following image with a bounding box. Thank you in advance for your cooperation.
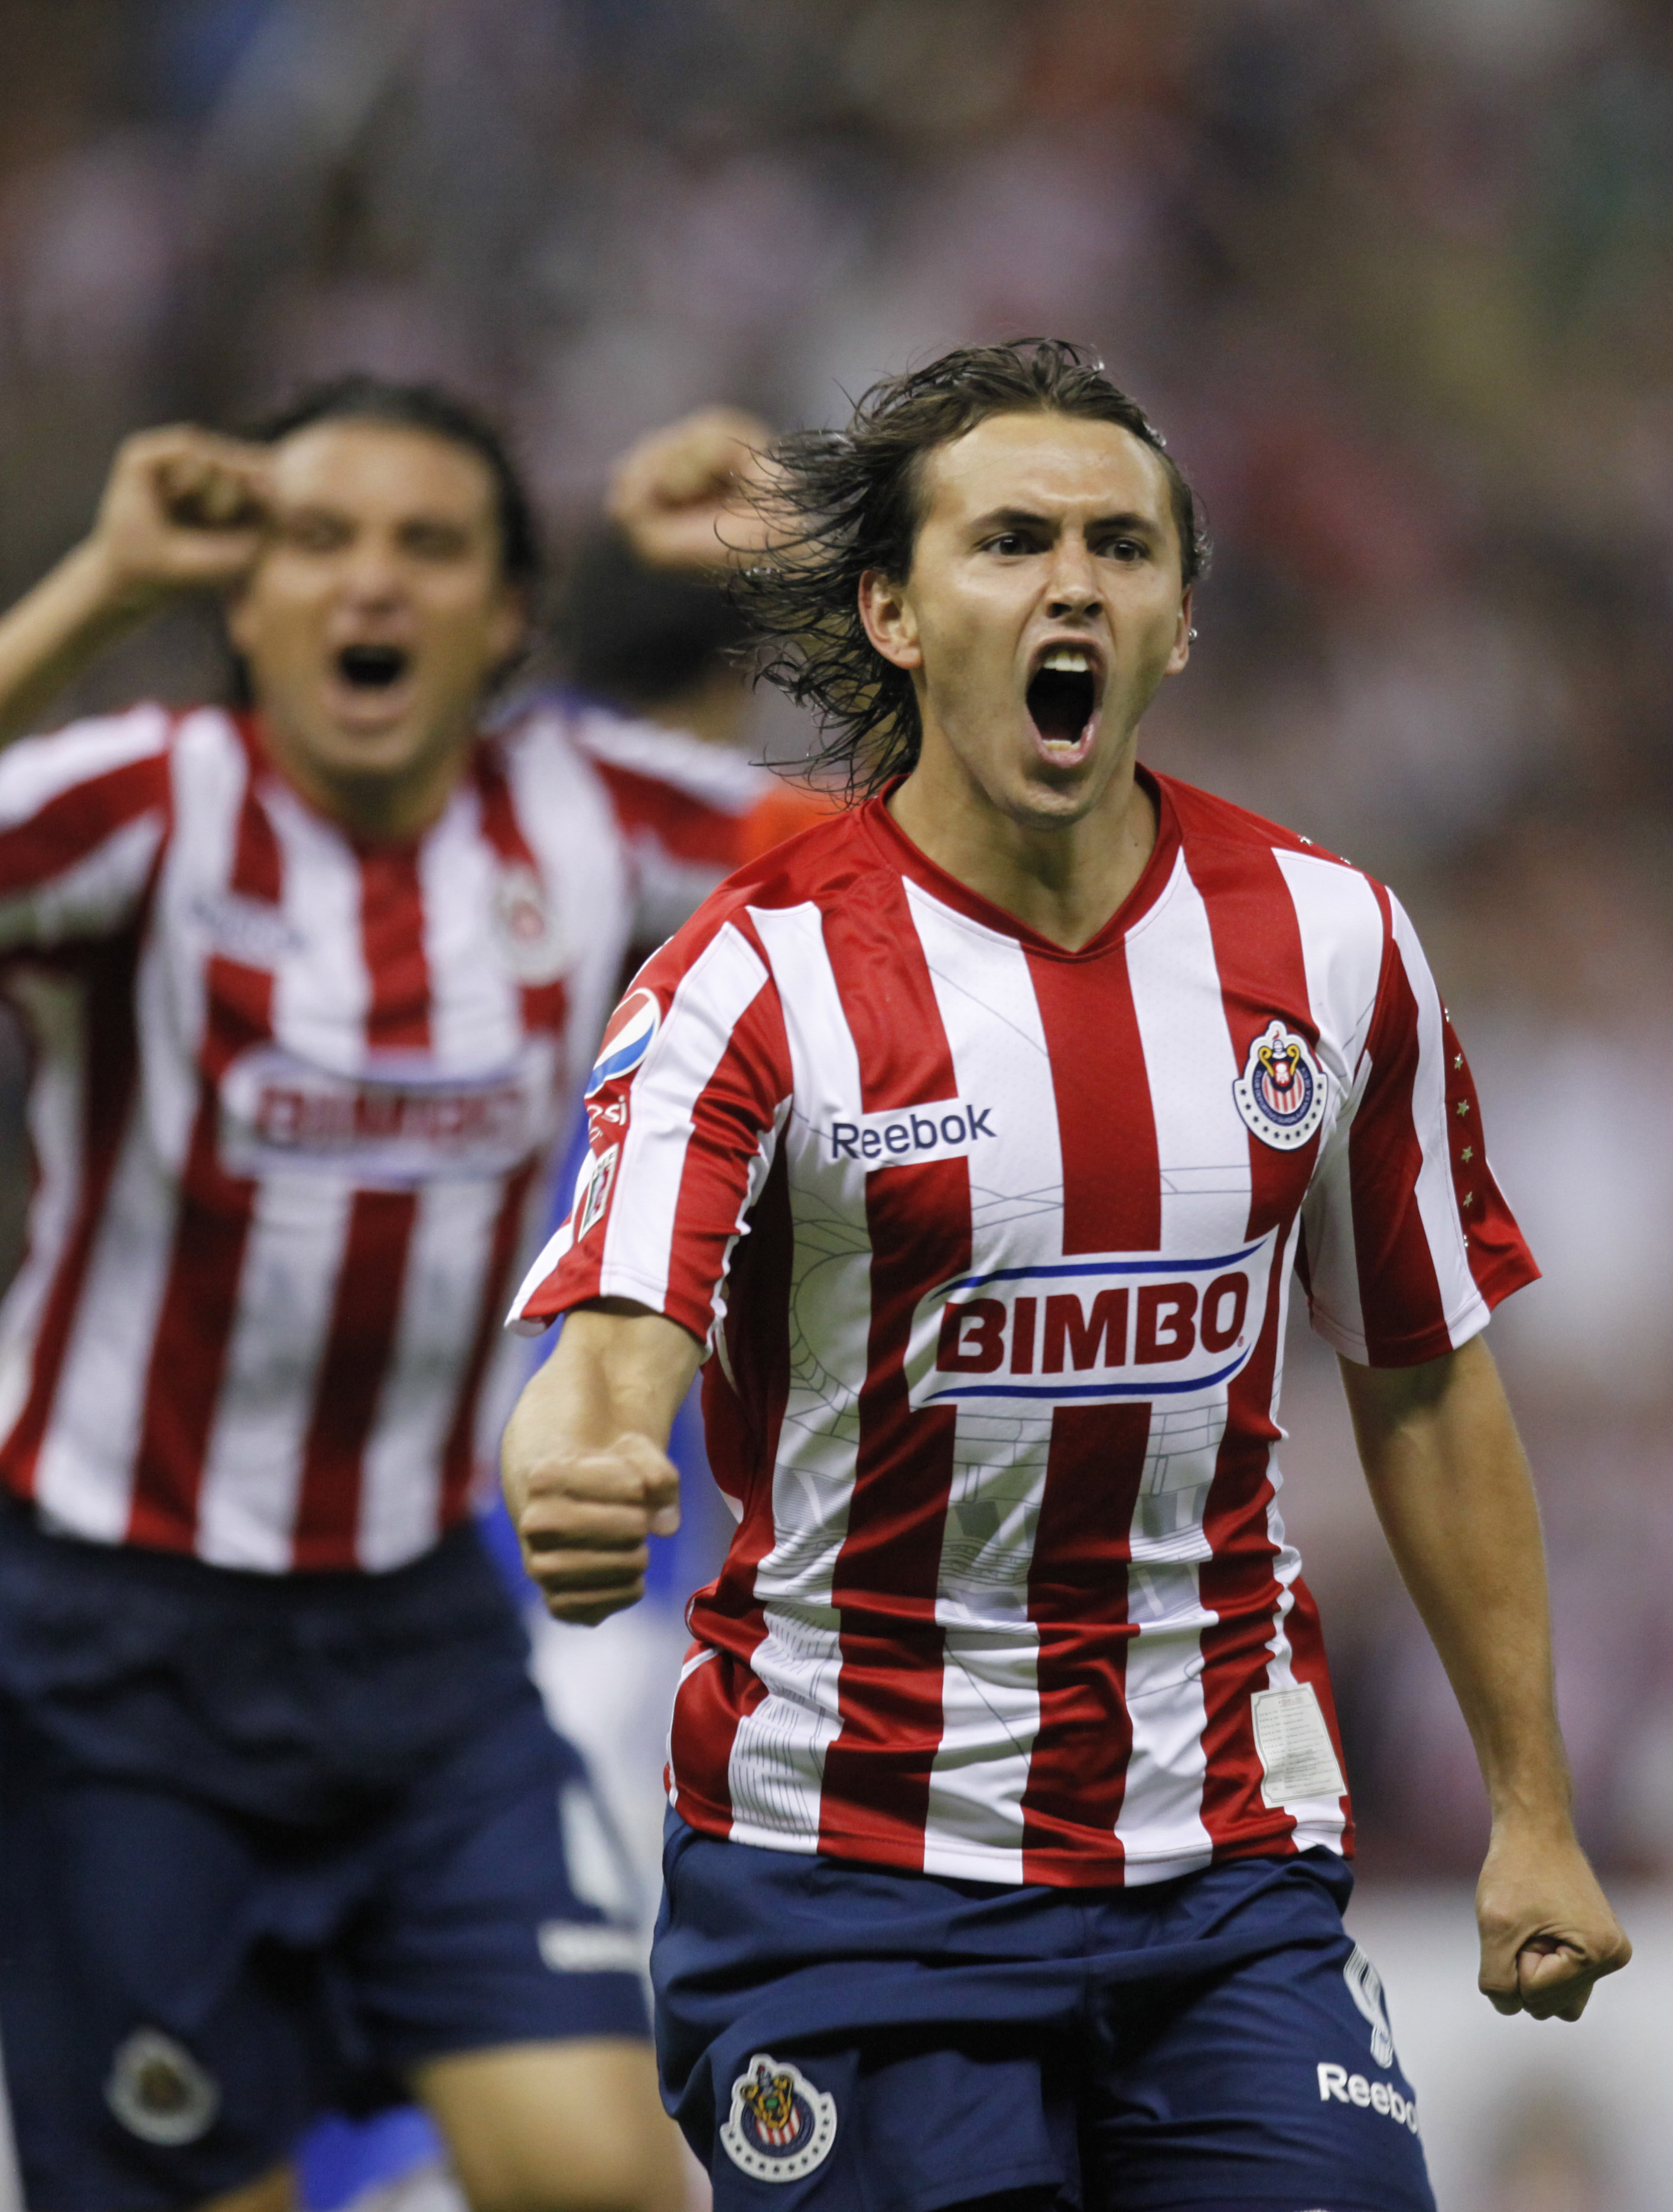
[1116,851,1248,1880]
[724,902,861,1852]
[420,780,523,1069]
[196,1179,354,1569]
[905,881,1058,1883]
[509,726,634,1100]
[598,920,769,1317]
[1275,850,1383,1358]
[1389,896,1490,1348]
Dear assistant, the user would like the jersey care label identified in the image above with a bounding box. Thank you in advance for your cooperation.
[1251,1683,1346,1808]
[906,1230,1277,1411]
[217,1041,558,1186]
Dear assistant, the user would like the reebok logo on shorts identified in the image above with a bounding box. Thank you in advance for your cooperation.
[1317,2063,1420,2134]
[720,2054,837,2182]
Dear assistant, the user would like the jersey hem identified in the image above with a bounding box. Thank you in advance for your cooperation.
[666,1781,1349,1888]
[1313,1244,1538,1368]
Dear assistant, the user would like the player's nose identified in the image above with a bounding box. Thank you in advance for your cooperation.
[1043,531,1100,619]
[337,536,408,609]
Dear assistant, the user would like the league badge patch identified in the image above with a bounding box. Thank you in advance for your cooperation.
[719,2053,838,2183]
[585,988,660,1098]
[1233,1020,1327,1151]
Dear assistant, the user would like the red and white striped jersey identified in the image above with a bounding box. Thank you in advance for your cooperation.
[0,695,803,1573]
[511,772,1537,1888]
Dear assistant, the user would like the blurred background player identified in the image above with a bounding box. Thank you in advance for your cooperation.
[0,376,813,2212]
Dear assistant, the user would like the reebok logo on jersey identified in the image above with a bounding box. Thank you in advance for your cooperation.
[907,1232,1276,1408]
[828,1101,995,1167]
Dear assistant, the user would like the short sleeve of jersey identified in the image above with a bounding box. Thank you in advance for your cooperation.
[0,705,172,952]
[1300,888,1537,1367]
[506,904,790,1345]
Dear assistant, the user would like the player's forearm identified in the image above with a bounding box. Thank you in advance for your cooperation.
[502,1302,699,1499]
[1340,1338,1571,1828]
[0,538,156,747]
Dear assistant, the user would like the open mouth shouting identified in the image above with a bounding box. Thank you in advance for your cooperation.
[1025,643,1102,767]
[321,639,418,731]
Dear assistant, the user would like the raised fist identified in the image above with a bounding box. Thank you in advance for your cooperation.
[89,425,274,612]
[606,405,781,576]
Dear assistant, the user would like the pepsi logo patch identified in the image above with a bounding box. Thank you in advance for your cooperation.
[720,2053,837,2183]
[585,989,660,1098]
[1233,1020,1327,1151]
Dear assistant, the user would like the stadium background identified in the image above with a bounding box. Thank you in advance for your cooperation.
[0,2,1669,2206]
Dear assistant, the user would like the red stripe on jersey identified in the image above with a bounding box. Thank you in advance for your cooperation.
[590,757,748,867]
[292,1189,418,1566]
[817,880,963,1867]
[1438,1006,1531,1310]
[127,773,281,1550]
[1020,941,1160,1879]
[0,935,145,1498]
[0,754,165,893]
[1190,831,1322,1859]
[1020,1403,1150,1878]
[676,1145,796,1827]
[1350,886,1447,1362]
[292,844,429,1564]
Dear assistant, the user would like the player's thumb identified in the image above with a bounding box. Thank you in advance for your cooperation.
[1476,1930,1525,2015]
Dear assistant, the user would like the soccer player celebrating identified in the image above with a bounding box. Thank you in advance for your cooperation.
[0,378,810,2212]
[503,342,1630,2212]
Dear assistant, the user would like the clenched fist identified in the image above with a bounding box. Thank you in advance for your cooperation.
[504,1425,682,1628]
[606,405,780,576]
[88,425,274,613]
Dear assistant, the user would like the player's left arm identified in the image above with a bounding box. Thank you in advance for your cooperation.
[1339,1335,1630,2021]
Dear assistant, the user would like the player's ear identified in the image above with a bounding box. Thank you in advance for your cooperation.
[1164,586,1193,677]
[486,581,528,672]
[858,568,921,672]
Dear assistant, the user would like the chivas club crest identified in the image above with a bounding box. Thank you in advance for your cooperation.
[1233,1019,1327,1151]
[720,2053,838,2182]
[492,863,569,985]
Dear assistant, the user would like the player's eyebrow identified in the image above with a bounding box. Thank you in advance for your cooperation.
[970,505,1161,537]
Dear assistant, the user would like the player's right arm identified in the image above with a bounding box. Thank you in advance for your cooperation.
[500,1300,702,1626]
[0,426,271,747]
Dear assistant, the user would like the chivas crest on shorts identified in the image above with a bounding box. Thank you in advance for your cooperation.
[720,2052,838,2181]
[1233,1019,1327,1150]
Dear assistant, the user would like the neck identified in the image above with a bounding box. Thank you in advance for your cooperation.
[252,713,476,843]
[887,735,1157,952]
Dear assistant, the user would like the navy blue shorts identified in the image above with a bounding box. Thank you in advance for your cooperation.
[0,1504,649,2212]
[653,1815,1435,2212]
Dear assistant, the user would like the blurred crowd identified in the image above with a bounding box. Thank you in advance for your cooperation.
[1,0,1671,1897]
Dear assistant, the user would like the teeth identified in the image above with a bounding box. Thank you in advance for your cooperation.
[1041,649,1092,674]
